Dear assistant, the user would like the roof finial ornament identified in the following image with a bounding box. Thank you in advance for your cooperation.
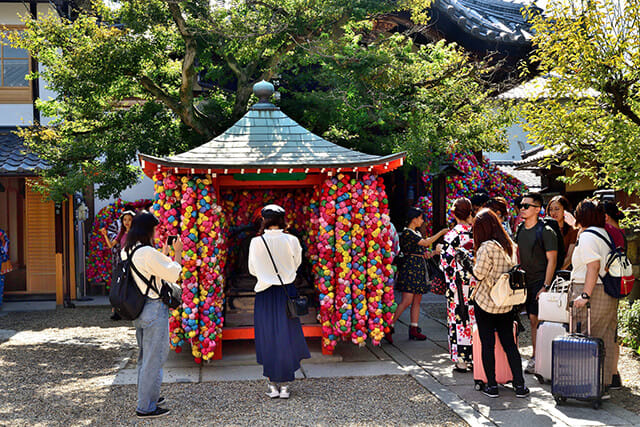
[253,80,274,103]
[251,80,278,111]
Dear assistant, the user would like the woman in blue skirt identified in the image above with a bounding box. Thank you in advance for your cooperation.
[249,204,311,399]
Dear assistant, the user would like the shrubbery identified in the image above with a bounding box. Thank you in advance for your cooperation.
[618,299,640,354]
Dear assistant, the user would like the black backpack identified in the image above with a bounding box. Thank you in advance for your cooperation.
[109,245,149,320]
[516,218,565,271]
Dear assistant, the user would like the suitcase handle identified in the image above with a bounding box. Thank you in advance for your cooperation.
[568,300,591,335]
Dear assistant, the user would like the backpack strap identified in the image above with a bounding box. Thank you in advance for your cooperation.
[534,220,546,252]
[579,229,617,278]
[581,229,615,251]
[126,245,160,297]
[514,222,524,241]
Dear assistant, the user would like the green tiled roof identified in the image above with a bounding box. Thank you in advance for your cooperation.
[140,82,405,171]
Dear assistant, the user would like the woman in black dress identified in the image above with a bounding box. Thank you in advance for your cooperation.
[387,207,448,342]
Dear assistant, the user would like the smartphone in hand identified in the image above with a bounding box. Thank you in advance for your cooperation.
[167,235,177,246]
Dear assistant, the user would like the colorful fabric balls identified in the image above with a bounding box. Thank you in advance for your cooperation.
[315,173,396,351]
[86,198,152,289]
[149,171,396,362]
[417,152,528,234]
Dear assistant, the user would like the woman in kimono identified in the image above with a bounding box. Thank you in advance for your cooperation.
[440,197,476,372]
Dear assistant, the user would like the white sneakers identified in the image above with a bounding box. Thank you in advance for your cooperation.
[266,384,280,398]
[279,386,290,399]
[266,383,290,399]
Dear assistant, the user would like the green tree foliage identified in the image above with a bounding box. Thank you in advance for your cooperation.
[7,0,510,200]
[522,0,640,198]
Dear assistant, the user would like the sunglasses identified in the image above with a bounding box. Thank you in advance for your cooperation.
[519,203,541,210]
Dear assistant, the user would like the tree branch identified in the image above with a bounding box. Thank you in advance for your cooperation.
[166,1,193,37]
[166,1,208,136]
[138,76,181,113]
[603,80,640,126]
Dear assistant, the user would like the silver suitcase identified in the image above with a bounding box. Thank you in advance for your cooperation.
[535,320,568,383]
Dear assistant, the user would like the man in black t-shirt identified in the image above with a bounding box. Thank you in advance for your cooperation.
[515,192,557,374]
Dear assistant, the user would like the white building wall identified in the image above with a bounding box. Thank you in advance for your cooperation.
[485,118,536,163]
[0,3,153,216]
[0,104,32,125]
[0,3,59,126]
[94,174,157,214]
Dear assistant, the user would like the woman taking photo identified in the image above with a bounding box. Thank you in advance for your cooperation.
[249,204,310,399]
[471,209,529,398]
[571,199,619,397]
[122,212,183,419]
[440,198,476,372]
[546,196,577,270]
[101,210,135,320]
[387,207,448,342]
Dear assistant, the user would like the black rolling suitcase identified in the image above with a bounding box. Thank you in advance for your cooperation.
[551,301,605,409]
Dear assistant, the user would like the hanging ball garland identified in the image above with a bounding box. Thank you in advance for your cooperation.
[377,231,395,338]
[349,177,368,346]
[317,178,338,352]
[86,198,153,289]
[150,170,397,361]
[361,176,388,344]
[195,175,227,361]
[86,198,127,287]
[153,172,186,352]
[417,152,527,234]
[333,174,354,341]
[313,173,396,349]
[179,176,202,363]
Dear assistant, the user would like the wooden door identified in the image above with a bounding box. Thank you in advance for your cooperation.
[24,181,56,293]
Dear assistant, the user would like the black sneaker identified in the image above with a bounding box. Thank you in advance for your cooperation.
[515,385,530,398]
[157,397,165,405]
[483,385,499,398]
[136,407,170,419]
[610,374,622,390]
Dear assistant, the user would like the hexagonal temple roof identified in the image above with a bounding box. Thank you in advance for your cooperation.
[140,82,405,177]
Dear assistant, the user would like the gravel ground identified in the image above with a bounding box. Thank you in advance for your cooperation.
[0,307,464,426]
[423,302,640,416]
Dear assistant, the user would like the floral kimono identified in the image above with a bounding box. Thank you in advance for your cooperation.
[440,223,476,364]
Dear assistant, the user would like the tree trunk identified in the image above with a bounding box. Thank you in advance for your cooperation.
[232,78,255,121]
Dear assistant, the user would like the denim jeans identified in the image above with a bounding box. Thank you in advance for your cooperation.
[133,299,169,413]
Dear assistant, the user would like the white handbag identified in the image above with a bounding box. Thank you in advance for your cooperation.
[537,276,570,323]
[490,273,527,306]
[489,248,527,307]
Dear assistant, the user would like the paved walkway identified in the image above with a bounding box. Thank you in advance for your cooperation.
[4,293,639,426]
[113,293,640,426]
[386,294,640,427]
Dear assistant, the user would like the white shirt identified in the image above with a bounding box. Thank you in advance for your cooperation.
[248,229,302,293]
[571,227,611,284]
[121,245,182,299]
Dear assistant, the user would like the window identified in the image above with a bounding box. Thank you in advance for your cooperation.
[0,28,31,103]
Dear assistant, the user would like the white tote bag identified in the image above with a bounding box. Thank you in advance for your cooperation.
[489,247,527,307]
[490,273,527,306]
[538,276,570,323]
